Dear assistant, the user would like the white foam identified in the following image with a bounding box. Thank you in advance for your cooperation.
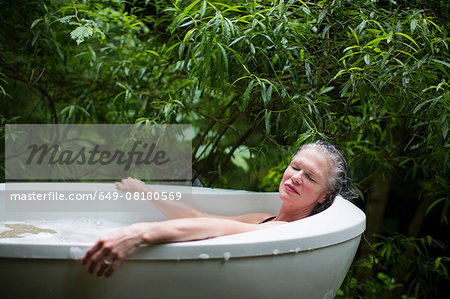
[198,253,210,259]
[69,246,86,260]
[0,219,125,244]
[223,251,231,261]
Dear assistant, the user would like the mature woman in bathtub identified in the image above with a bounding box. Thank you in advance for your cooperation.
[81,140,356,277]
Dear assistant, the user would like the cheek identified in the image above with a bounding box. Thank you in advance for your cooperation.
[306,183,328,201]
[280,169,291,182]
[302,182,314,193]
[279,169,291,190]
[302,182,323,199]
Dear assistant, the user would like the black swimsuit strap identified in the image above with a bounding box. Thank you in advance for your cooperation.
[259,216,276,224]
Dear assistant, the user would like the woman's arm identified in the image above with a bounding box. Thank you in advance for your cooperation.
[81,217,285,277]
[115,178,203,219]
[115,178,273,223]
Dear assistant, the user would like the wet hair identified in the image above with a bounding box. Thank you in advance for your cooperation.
[292,140,358,214]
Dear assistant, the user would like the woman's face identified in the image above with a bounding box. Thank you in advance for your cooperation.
[279,147,332,209]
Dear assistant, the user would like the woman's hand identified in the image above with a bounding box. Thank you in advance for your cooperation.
[115,177,150,193]
[81,222,153,277]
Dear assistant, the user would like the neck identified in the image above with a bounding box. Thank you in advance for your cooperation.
[275,202,315,222]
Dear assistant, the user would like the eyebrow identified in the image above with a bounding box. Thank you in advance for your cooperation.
[291,161,320,179]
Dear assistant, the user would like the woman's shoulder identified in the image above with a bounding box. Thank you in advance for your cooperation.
[227,213,275,224]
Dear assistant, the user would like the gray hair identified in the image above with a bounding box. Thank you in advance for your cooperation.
[292,140,358,214]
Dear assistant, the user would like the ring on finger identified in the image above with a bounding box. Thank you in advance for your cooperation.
[104,259,113,265]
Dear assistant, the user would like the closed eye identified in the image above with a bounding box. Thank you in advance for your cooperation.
[306,174,316,182]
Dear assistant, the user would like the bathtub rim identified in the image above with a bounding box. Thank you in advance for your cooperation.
[0,183,366,260]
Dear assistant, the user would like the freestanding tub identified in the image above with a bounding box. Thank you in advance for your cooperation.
[0,183,365,299]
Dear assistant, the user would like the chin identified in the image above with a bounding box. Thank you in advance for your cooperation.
[280,194,298,205]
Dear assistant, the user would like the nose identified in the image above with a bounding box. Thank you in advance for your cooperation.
[291,170,303,184]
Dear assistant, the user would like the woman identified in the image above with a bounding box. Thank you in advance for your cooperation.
[81,140,356,277]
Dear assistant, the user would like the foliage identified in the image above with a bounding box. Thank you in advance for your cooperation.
[338,234,449,298]
[0,0,449,297]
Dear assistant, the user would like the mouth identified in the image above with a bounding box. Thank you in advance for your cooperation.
[284,183,299,195]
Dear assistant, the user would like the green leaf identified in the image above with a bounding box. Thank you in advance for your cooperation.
[222,18,231,44]
[182,0,201,15]
[145,50,160,57]
[440,114,448,140]
[318,9,327,24]
[301,6,311,17]
[380,48,393,73]
[435,257,442,269]
[30,18,42,29]
[410,19,418,33]
[305,62,311,83]
[31,32,41,47]
[70,26,94,45]
[426,198,446,215]
[432,59,450,69]
[178,42,185,59]
[217,43,228,73]
[241,80,255,111]
[394,32,419,49]
[413,98,437,114]
[278,0,285,18]
[200,0,207,17]
[318,86,335,95]
[265,109,271,137]
[261,84,272,107]
[386,31,393,43]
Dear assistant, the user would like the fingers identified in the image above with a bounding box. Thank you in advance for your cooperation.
[81,229,142,277]
[114,182,123,191]
[84,241,109,274]
[104,259,122,277]
[95,255,119,277]
[82,242,118,277]
[116,177,148,194]
[81,241,102,265]
[115,179,134,192]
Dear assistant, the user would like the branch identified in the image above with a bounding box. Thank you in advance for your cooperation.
[207,124,254,185]
[195,113,239,171]
[2,67,58,123]
[71,0,81,23]
[191,94,240,159]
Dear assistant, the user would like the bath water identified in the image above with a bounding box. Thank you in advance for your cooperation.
[0,219,125,244]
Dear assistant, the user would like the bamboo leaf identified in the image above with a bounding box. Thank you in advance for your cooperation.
[364,54,371,65]
[394,32,419,49]
[241,80,255,111]
[178,42,185,59]
[217,43,228,74]
[386,31,393,43]
[200,0,207,17]
[426,198,446,215]
[31,18,42,29]
[265,109,271,137]
[183,0,201,15]
[318,9,327,24]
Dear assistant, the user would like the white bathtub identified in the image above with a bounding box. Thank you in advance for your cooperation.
[0,183,365,299]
